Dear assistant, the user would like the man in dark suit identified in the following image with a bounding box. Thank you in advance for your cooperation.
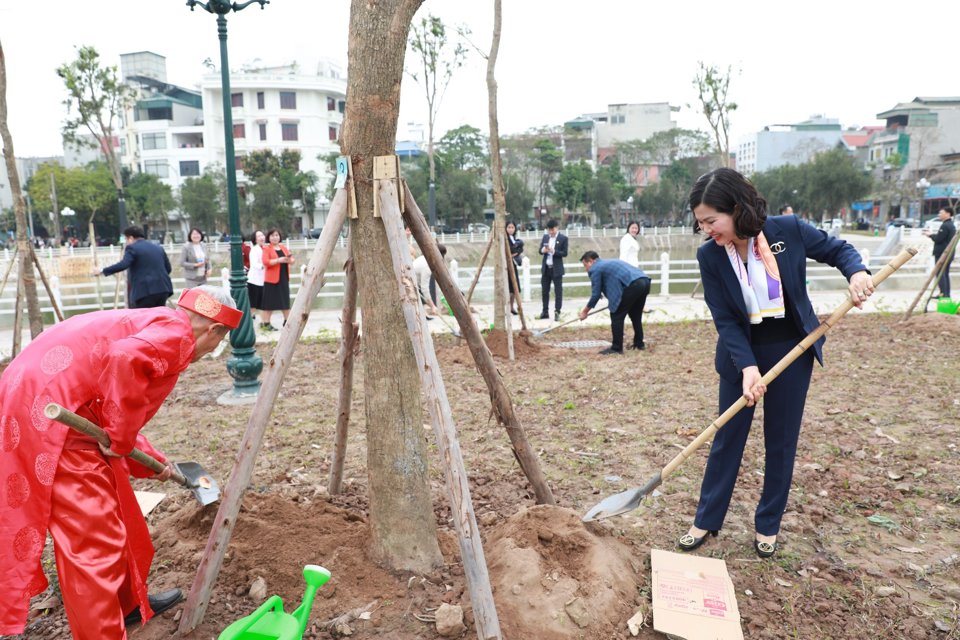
[539,219,568,321]
[924,207,956,298]
[98,226,174,308]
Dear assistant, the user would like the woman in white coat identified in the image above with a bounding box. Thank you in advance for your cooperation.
[619,221,641,267]
[246,230,266,315]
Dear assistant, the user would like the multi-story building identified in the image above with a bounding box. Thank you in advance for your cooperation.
[736,116,844,175]
[200,58,346,230]
[564,102,679,169]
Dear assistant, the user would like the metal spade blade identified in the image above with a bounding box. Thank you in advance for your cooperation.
[173,462,221,506]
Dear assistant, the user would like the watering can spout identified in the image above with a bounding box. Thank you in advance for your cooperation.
[292,565,332,636]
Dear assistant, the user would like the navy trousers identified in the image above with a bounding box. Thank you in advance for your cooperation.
[935,251,953,298]
[694,339,814,536]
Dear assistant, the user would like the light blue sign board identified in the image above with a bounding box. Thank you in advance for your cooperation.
[926,184,960,199]
[335,157,349,189]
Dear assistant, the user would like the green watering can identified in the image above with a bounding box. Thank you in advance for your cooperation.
[219,565,331,640]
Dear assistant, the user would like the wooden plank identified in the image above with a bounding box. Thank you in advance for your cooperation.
[373,155,401,219]
[177,188,349,634]
[341,156,358,219]
[379,179,502,640]
[328,238,358,495]
[402,180,555,506]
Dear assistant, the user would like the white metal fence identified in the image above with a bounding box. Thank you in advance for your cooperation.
[0,247,947,321]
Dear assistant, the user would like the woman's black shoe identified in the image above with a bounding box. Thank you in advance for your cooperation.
[677,529,717,552]
[754,538,778,558]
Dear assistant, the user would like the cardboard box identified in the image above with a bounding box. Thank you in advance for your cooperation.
[134,490,166,516]
[651,549,743,640]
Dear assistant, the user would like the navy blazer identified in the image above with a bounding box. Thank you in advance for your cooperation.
[539,232,569,276]
[102,239,174,304]
[698,215,866,383]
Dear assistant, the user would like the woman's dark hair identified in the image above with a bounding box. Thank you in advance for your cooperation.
[505,220,517,235]
[122,226,145,239]
[266,228,284,242]
[627,220,640,232]
[688,168,767,239]
[188,227,205,242]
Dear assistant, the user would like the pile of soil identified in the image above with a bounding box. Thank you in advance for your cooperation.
[484,329,543,359]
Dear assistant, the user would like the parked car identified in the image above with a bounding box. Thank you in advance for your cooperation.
[466,223,490,233]
[888,218,918,228]
[923,219,943,234]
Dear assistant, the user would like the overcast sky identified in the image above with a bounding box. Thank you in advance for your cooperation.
[2,0,957,158]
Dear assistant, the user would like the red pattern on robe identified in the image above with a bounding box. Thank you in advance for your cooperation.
[0,307,196,635]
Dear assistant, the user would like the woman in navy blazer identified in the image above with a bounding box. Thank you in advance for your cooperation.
[680,168,874,558]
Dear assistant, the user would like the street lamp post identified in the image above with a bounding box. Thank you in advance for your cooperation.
[916,177,930,224]
[188,0,266,403]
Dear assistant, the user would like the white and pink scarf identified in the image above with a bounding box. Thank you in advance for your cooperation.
[725,232,784,325]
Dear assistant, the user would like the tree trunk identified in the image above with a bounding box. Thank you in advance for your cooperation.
[342,0,441,572]
[487,0,510,342]
[0,40,43,338]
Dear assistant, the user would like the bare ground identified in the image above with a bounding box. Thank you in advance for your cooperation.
[13,313,960,639]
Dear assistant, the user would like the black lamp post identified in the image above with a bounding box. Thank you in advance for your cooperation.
[187,0,266,402]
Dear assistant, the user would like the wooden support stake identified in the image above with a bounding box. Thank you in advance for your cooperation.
[344,156,359,219]
[29,247,63,322]
[372,155,402,219]
[504,235,528,331]
[11,270,23,357]
[178,188,349,635]
[466,234,495,307]
[113,273,123,309]
[0,245,18,297]
[902,231,960,320]
[379,178,502,640]
[89,221,103,310]
[402,180,555,506]
[328,239,359,495]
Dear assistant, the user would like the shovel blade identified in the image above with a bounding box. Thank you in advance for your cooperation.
[173,462,220,506]
[581,473,662,522]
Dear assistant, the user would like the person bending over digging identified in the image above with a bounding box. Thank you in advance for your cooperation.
[680,168,872,559]
[0,285,241,639]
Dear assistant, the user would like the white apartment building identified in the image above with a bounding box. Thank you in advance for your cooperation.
[200,58,346,229]
[588,102,678,149]
[736,116,844,176]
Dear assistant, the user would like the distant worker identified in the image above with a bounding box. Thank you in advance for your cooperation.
[539,219,569,321]
[97,226,173,309]
[779,205,794,216]
[924,206,956,298]
[578,251,651,354]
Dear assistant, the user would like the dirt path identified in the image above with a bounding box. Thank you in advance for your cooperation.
[13,314,960,639]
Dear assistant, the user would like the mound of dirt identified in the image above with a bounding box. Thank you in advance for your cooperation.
[486,505,643,640]
[484,329,543,358]
[900,311,960,334]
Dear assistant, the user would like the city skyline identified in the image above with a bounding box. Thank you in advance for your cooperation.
[2,0,957,159]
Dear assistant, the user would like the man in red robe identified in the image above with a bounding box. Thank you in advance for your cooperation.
[0,285,242,639]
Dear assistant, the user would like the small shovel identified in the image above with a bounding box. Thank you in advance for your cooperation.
[533,306,608,337]
[44,402,221,506]
[582,247,918,522]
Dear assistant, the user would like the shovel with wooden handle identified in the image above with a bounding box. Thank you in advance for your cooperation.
[44,403,221,506]
[533,306,608,337]
[582,247,918,522]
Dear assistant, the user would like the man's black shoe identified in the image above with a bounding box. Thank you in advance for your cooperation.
[628,343,646,351]
[598,347,623,355]
[554,311,561,321]
[538,312,549,319]
[124,589,183,627]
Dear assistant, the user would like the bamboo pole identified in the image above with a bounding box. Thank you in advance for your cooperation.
[379,177,501,640]
[178,189,348,634]
[0,245,17,296]
[11,270,23,357]
[403,180,555,506]
[505,235,528,331]
[30,247,63,322]
[89,221,103,310]
[328,239,358,495]
[901,231,960,320]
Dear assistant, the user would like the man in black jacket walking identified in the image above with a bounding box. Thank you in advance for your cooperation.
[925,207,956,298]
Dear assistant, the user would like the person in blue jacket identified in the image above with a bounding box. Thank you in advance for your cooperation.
[679,168,874,558]
[97,226,174,308]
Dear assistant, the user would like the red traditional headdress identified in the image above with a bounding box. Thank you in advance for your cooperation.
[176,288,243,329]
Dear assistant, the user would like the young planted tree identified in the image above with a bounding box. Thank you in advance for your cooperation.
[0,40,43,338]
[407,13,467,227]
[57,46,134,233]
[693,62,737,168]
[342,0,443,572]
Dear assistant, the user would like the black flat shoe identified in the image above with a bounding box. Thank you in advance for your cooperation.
[754,538,778,558]
[124,588,183,627]
[538,312,549,320]
[677,529,718,552]
[598,347,623,355]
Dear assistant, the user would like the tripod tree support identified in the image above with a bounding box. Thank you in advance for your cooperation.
[402,179,555,506]
[328,239,359,495]
[379,175,502,640]
[178,189,348,634]
[901,231,960,320]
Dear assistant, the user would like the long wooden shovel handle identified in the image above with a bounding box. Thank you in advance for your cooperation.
[535,306,608,336]
[660,247,918,479]
[44,403,189,487]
